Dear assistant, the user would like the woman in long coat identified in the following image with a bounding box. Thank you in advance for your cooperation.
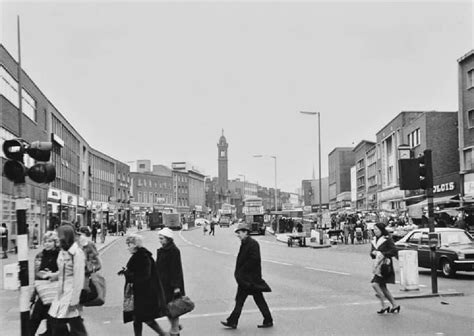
[48,224,88,336]
[121,234,167,336]
[370,222,400,314]
[156,228,185,336]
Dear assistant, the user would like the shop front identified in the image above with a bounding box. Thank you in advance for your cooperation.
[60,192,78,224]
[47,188,62,230]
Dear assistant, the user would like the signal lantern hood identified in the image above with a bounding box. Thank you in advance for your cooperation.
[2,139,27,161]
[28,163,56,184]
[27,141,53,161]
[3,160,27,183]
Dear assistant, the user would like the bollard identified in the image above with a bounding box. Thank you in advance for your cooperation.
[399,250,419,291]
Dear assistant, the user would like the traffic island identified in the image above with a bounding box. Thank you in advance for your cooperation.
[393,290,464,300]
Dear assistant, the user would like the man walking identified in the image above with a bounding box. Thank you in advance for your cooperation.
[209,219,216,236]
[221,223,273,329]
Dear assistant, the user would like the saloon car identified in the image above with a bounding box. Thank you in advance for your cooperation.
[395,228,474,277]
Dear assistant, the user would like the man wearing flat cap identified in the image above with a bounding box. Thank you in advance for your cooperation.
[221,223,273,329]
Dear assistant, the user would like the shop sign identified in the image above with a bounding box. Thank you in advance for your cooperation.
[195,205,203,212]
[282,203,293,211]
[433,182,455,194]
[78,197,86,207]
[48,188,61,201]
[378,188,404,201]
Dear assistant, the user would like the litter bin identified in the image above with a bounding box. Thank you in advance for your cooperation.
[398,250,419,291]
[3,263,19,290]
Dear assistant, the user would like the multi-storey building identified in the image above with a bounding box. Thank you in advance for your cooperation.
[130,171,174,211]
[328,147,355,210]
[376,111,459,213]
[353,140,376,210]
[171,162,205,215]
[365,145,378,210]
[458,50,474,206]
[1,43,130,248]
[301,177,329,207]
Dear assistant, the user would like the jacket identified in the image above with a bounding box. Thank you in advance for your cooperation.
[156,242,185,304]
[370,235,397,284]
[49,242,85,319]
[124,247,166,323]
[234,236,271,293]
[34,248,60,280]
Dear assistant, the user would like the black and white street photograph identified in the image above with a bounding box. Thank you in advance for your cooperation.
[1,1,473,335]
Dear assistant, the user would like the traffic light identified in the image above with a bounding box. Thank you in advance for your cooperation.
[398,149,433,190]
[2,139,56,184]
[417,150,433,190]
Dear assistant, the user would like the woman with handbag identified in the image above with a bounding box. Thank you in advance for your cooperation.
[370,222,400,314]
[156,228,186,336]
[119,234,168,336]
[48,224,88,336]
[30,231,60,336]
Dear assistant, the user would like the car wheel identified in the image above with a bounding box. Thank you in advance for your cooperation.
[440,258,456,277]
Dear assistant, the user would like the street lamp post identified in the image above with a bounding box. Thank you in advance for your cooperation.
[300,111,322,229]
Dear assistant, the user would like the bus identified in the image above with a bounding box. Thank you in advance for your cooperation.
[243,197,266,235]
[218,203,234,227]
[149,211,181,231]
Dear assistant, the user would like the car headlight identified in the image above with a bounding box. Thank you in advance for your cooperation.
[456,251,465,260]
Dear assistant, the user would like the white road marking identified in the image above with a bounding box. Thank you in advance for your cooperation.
[103,321,111,324]
[305,266,350,276]
[263,259,293,266]
[214,250,231,255]
[202,247,211,251]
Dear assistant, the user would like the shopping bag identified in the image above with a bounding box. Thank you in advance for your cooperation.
[34,280,58,305]
[123,283,134,323]
[80,272,106,306]
[167,295,195,318]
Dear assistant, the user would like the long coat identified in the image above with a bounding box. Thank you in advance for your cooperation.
[370,235,397,284]
[156,242,185,304]
[49,242,85,319]
[124,247,166,323]
[234,236,271,293]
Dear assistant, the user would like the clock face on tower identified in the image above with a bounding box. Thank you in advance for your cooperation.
[220,151,226,157]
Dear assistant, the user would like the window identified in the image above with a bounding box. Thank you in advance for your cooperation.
[468,69,474,89]
[420,233,429,246]
[0,66,19,107]
[407,232,421,244]
[464,148,473,171]
[468,110,474,128]
[139,163,145,169]
[22,88,36,121]
[387,166,394,185]
[408,129,421,148]
[138,192,142,203]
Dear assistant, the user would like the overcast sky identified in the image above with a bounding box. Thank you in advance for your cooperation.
[1,1,472,192]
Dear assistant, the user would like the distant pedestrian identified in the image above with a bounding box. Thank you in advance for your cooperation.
[30,231,60,336]
[156,228,186,336]
[119,234,167,336]
[100,222,107,244]
[91,222,98,244]
[221,223,273,330]
[370,223,400,315]
[203,222,208,235]
[32,224,40,249]
[1,223,8,258]
[48,224,88,335]
[209,220,215,236]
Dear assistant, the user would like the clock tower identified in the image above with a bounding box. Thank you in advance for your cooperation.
[217,129,229,201]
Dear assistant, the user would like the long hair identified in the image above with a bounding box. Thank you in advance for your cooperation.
[57,224,76,250]
[374,222,389,237]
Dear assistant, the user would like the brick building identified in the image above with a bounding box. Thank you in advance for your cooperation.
[458,50,474,205]
[352,140,376,210]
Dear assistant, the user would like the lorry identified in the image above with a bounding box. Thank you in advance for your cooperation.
[149,211,181,231]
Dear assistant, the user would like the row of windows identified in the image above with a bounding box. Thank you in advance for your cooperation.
[91,155,115,183]
[408,128,421,148]
[0,66,36,122]
[465,148,474,171]
[90,179,114,202]
[136,192,175,205]
[137,178,172,189]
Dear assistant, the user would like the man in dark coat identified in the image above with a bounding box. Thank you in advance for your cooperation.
[221,223,273,329]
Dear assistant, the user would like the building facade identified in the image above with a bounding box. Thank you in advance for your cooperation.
[328,147,355,210]
[353,140,376,210]
[458,50,474,204]
[301,177,329,207]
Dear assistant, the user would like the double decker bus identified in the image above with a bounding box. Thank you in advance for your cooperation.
[218,203,233,227]
[243,197,266,235]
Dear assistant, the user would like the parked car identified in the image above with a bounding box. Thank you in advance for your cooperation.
[395,228,474,277]
[194,218,210,227]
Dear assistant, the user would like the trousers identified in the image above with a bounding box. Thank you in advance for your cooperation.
[227,286,272,325]
[50,316,87,336]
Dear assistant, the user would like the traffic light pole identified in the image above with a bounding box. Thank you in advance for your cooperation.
[424,150,438,294]
[15,183,30,336]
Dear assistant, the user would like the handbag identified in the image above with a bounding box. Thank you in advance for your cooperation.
[123,282,134,323]
[380,258,393,278]
[80,272,106,306]
[34,280,58,305]
[167,295,195,318]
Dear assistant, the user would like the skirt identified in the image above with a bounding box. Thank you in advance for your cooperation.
[371,275,386,285]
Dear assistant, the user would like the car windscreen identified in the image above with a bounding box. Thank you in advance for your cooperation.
[440,231,473,245]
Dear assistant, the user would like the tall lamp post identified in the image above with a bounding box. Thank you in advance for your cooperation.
[300,111,322,229]
[253,154,278,212]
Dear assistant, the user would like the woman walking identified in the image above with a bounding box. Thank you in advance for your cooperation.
[48,224,88,335]
[119,234,167,336]
[370,222,400,314]
[156,228,185,336]
[30,231,60,336]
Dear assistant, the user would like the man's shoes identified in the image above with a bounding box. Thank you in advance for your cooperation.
[221,321,237,329]
[257,322,274,328]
